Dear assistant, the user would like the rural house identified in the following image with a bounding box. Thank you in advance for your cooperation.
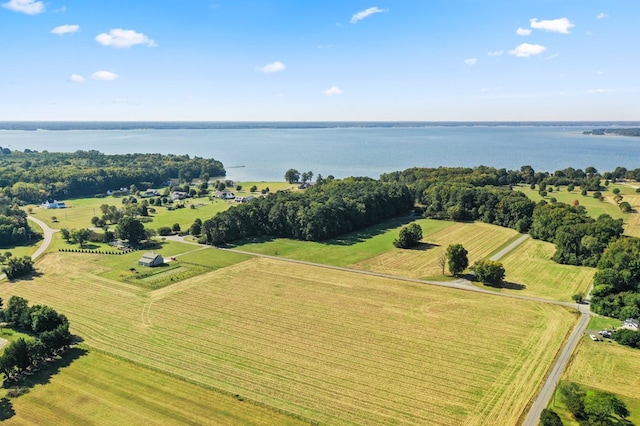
[42,200,66,209]
[622,318,640,331]
[137,253,164,267]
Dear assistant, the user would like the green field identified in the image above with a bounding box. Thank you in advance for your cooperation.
[496,238,595,301]
[0,252,577,425]
[233,217,453,267]
[587,316,621,331]
[27,195,232,233]
[1,348,305,425]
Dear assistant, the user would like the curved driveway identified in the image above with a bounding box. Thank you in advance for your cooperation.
[27,215,56,260]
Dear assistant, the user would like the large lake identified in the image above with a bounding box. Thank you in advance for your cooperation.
[1,124,639,182]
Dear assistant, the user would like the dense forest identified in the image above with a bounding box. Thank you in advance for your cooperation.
[0,148,225,203]
[200,178,413,244]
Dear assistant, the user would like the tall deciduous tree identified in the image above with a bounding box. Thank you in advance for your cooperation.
[446,244,468,276]
[284,169,300,184]
[116,216,146,245]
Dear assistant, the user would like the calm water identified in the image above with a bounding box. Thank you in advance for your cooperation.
[1,124,639,182]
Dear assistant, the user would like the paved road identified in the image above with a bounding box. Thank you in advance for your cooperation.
[27,216,56,260]
[522,308,591,426]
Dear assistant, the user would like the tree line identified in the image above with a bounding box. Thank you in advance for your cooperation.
[199,178,413,245]
[0,296,73,382]
[0,150,225,203]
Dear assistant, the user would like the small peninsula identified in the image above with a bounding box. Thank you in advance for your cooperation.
[583,128,640,137]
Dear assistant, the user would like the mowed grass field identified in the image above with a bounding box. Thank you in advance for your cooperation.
[559,338,640,425]
[0,252,578,425]
[2,348,305,426]
[234,217,454,267]
[497,238,595,301]
[353,221,519,279]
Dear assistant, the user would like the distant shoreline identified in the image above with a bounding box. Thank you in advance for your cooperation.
[583,128,640,137]
[1,121,640,131]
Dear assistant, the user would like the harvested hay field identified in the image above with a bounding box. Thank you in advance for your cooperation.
[563,338,640,403]
[0,253,577,425]
[2,349,304,426]
[353,222,518,279]
[498,238,595,301]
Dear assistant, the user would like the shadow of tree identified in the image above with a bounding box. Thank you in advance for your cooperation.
[0,398,15,420]
[324,217,417,247]
[3,347,88,390]
[408,242,441,251]
[483,281,527,290]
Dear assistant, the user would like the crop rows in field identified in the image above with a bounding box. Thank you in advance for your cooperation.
[499,239,595,301]
[353,222,518,279]
[1,253,577,425]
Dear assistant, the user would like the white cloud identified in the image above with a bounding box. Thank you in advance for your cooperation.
[91,71,119,81]
[516,28,532,36]
[464,58,477,65]
[509,43,546,57]
[95,28,156,48]
[350,7,387,24]
[1,0,44,14]
[317,44,333,49]
[587,88,612,94]
[323,86,343,96]
[530,18,575,34]
[51,24,80,36]
[258,61,286,73]
[596,13,608,19]
[488,50,504,57]
[69,74,84,83]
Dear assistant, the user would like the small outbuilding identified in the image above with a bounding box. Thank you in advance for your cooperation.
[137,253,164,267]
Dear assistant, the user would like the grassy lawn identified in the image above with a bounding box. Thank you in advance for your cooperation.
[353,221,519,280]
[233,217,453,267]
[53,240,250,289]
[587,316,621,331]
[0,253,577,425]
[493,238,595,302]
[0,347,305,425]
[26,195,232,234]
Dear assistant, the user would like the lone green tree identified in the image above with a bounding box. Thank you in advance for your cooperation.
[116,216,146,245]
[393,223,423,248]
[284,169,300,184]
[473,260,505,285]
[446,244,468,276]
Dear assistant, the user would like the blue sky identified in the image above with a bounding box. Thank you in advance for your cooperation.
[1,0,638,121]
